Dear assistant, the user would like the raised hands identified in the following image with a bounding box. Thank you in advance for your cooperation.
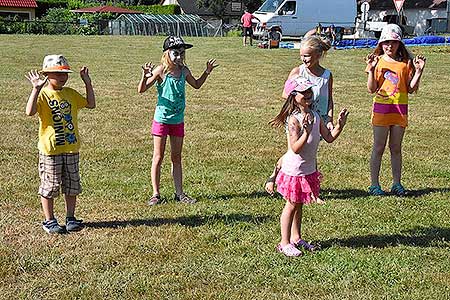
[302,111,314,134]
[142,62,155,78]
[336,108,349,128]
[205,59,219,74]
[25,70,47,90]
[80,66,91,84]
[413,55,426,73]
[366,53,380,71]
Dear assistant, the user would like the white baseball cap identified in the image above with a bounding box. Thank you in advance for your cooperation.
[41,54,73,73]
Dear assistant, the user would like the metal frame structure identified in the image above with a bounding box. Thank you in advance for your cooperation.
[109,14,214,36]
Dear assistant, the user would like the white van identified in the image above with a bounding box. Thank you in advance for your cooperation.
[253,0,357,38]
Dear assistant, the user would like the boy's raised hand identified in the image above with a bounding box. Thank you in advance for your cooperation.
[80,66,91,83]
[142,62,154,78]
[206,59,218,74]
[25,70,47,89]
[413,55,426,72]
[337,108,349,128]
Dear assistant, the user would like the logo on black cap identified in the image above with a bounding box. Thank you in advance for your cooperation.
[163,36,193,52]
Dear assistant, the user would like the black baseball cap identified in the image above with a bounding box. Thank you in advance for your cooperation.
[163,36,193,52]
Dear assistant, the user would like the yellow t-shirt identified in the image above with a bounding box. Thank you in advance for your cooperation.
[36,87,87,155]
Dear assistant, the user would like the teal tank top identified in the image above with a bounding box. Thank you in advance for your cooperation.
[154,70,186,124]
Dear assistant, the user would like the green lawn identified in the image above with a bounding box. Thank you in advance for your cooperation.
[1,35,449,300]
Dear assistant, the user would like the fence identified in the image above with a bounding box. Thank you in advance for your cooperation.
[0,16,238,37]
[0,19,109,35]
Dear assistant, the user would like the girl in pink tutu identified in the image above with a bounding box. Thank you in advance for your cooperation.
[270,76,349,257]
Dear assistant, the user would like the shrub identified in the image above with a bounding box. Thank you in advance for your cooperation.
[36,0,69,17]
[226,29,242,37]
[127,4,180,15]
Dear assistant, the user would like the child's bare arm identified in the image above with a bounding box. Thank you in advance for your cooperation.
[327,72,334,129]
[25,70,47,116]
[289,114,312,154]
[320,108,348,143]
[80,66,95,109]
[138,63,161,93]
[408,55,426,93]
[185,59,218,89]
[366,54,379,93]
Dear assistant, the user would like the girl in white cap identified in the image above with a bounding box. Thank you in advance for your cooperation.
[270,76,348,257]
[366,24,426,196]
[138,36,218,205]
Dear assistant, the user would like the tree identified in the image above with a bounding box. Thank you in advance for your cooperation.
[197,0,229,20]
[243,0,262,12]
[197,0,263,19]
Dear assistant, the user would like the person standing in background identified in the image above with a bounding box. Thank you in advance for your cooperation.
[241,9,260,46]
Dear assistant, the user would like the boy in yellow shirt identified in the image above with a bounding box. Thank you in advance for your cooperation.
[26,55,95,234]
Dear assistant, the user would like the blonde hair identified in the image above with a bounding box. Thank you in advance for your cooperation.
[160,50,186,74]
[300,36,332,58]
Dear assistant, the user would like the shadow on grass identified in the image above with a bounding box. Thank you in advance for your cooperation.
[322,187,450,200]
[84,213,272,229]
[206,191,273,200]
[198,187,450,202]
[321,226,450,249]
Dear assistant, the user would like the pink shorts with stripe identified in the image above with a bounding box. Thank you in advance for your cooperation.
[151,120,185,137]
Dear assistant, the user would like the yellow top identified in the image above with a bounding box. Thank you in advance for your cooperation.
[36,87,87,155]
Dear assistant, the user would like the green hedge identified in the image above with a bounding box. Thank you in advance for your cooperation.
[36,0,68,17]
[36,1,180,17]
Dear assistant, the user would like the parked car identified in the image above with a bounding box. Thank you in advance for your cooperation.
[252,0,357,38]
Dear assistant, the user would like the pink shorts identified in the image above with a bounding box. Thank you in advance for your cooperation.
[151,120,185,137]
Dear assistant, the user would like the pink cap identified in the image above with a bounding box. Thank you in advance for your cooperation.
[283,76,315,95]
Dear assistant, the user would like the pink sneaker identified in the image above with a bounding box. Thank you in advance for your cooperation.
[276,243,302,257]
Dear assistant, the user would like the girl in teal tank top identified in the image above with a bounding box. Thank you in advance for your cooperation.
[137,35,218,206]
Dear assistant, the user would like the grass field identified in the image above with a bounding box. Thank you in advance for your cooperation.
[1,34,450,300]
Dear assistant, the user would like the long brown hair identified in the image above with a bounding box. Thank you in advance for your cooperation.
[269,93,300,128]
[372,41,413,62]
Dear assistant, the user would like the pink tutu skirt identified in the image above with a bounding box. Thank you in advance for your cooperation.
[276,170,322,204]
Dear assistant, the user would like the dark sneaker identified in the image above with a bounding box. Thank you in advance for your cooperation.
[66,217,84,232]
[174,193,196,204]
[42,219,66,234]
[391,183,407,196]
[368,185,386,196]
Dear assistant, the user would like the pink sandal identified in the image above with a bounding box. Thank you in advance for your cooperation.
[276,243,302,257]
[147,195,161,206]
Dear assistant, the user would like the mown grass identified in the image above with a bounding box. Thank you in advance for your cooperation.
[0,35,449,300]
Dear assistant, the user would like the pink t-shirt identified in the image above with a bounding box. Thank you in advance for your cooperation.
[281,111,321,176]
[241,12,254,28]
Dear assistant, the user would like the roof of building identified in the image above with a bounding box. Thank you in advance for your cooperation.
[0,0,37,8]
[357,0,447,10]
[71,5,142,14]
